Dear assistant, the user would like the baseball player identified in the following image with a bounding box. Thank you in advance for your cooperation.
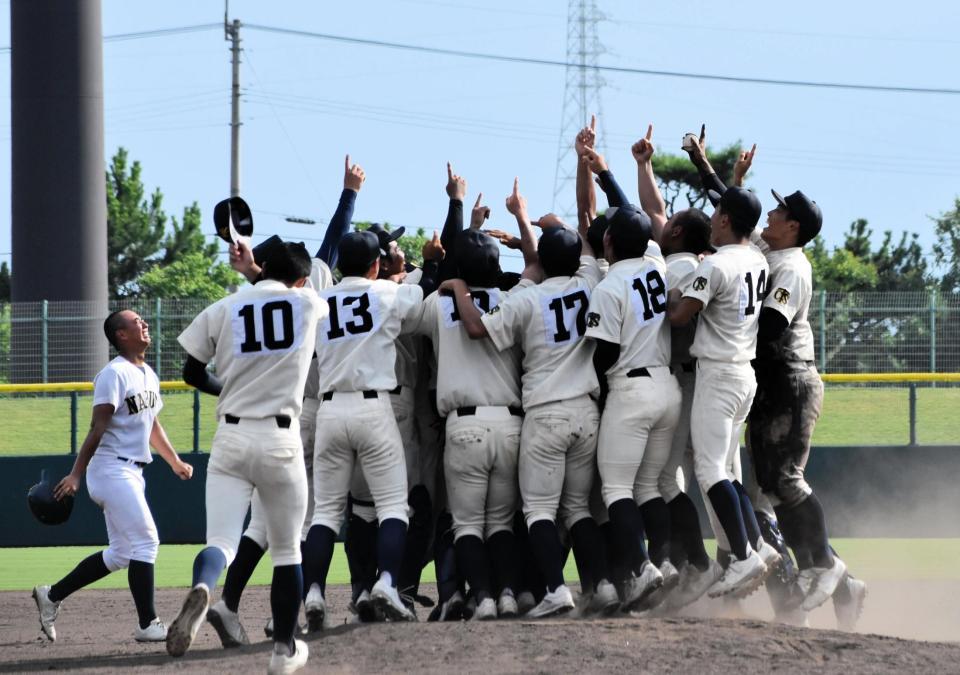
[446,178,617,618]
[667,185,777,599]
[205,157,365,643]
[32,311,193,643]
[300,229,442,624]
[170,242,325,674]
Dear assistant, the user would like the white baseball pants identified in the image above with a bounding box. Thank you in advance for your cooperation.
[86,455,159,571]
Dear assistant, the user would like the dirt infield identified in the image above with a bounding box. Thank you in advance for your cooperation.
[3,583,959,674]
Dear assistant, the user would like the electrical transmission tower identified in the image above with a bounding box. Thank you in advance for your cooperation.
[552,0,606,220]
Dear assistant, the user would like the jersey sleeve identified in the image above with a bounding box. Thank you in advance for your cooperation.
[666,257,697,292]
[397,283,426,335]
[92,367,122,410]
[307,258,334,292]
[682,257,721,309]
[177,304,219,363]
[481,290,527,352]
[407,292,439,341]
[763,264,803,324]
[575,255,602,289]
[585,281,623,344]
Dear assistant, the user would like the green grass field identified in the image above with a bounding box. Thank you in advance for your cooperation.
[1,386,958,456]
[2,539,957,592]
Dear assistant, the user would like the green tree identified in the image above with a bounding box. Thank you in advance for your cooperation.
[650,143,743,212]
[0,262,9,302]
[137,252,239,300]
[932,197,960,294]
[161,202,218,265]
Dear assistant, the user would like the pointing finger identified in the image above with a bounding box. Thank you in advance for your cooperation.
[447,162,453,180]
[749,143,757,158]
[474,193,483,208]
[699,124,706,144]
[513,176,519,195]
[590,113,596,131]
[345,154,350,171]
[645,123,653,141]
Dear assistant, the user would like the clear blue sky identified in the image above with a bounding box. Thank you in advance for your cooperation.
[0,0,957,274]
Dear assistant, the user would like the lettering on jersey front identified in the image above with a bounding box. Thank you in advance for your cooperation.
[322,291,382,342]
[541,287,590,347]
[232,296,305,357]
[738,269,768,320]
[124,390,159,415]
[440,289,499,328]
[630,267,668,325]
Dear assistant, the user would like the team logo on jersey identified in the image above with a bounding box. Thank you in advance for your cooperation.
[692,276,707,291]
[486,304,501,315]
[125,390,159,415]
[586,312,600,328]
[774,287,790,305]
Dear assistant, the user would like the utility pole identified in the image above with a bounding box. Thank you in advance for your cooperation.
[552,0,606,220]
[225,2,241,197]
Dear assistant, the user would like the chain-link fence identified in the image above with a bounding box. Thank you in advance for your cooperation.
[0,292,958,382]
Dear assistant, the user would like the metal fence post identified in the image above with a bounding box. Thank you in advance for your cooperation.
[41,299,49,383]
[70,391,78,454]
[908,383,917,446]
[818,289,827,372]
[929,289,937,373]
[154,297,162,376]
[192,388,200,453]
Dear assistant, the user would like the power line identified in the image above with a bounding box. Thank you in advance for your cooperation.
[244,23,960,96]
[0,23,221,53]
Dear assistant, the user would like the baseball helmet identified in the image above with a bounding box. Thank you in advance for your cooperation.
[213,196,254,244]
[27,470,74,526]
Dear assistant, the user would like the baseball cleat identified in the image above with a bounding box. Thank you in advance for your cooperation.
[435,590,466,622]
[659,560,681,592]
[834,575,867,632]
[707,550,768,599]
[267,638,309,675]
[32,585,60,642]
[497,590,519,618]
[572,591,594,618]
[264,617,273,638]
[517,591,536,615]
[166,583,210,657]
[371,577,416,622]
[351,589,380,623]
[473,597,497,621]
[621,561,665,612]
[207,600,249,648]
[666,560,724,610]
[304,583,327,632]
[526,585,575,619]
[134,617,168,642]
[756,538,782,570]
[802,556,848,611]
[589,580,621,616]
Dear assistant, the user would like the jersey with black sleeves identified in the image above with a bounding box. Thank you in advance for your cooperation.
[761,247,815,362]
[585,253,671,376]
[304,258,335,399]
[91,357,163,464]
[315,277,424,393]
[178,280,326,420]
[482,257,601,408]
[682,244,769,363]
[417,283,527,417]
[666,252,700,366]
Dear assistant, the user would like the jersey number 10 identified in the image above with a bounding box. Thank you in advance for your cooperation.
[238,301,296,353]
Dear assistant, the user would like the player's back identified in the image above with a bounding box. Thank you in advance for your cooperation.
[315,276,423,393]
[178,279,327,421]
[686,244,769,363]
[666,252,700,367]
[762,247,814,362]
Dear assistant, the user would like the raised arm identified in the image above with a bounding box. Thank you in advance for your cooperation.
[575,115,598,233]
[733,144,757,188]
[318,154,364,267]
[438,162,466,282]
[631,123,667,239]
[417,230,445,296]
[505,177,540,278]
[439,278,488,339]
[683,124,727,204]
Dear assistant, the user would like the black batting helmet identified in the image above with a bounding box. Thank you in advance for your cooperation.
[27,470,74,526]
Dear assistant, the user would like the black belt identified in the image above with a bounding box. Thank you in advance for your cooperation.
[321,390,391,401]
[627,367,651,378]
[456,405,523,417]
[117,456,146,468]
[224,414,292,429]
[675,361,696,373]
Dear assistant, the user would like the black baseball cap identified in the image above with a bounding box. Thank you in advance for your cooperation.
[337,231,386,273]
[366,223,405,254]
[537,226,582,277]
[213,196,253,244]
[251,234,284,266]
[605,204,652,259]
[456,230,500,287]
[772,189,823,243]
[708,187,763,231]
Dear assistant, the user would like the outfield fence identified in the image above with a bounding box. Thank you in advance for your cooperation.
[0,291,959,382]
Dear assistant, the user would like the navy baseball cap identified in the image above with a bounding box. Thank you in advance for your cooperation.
[366,223,405,254]
[772,189,823,242]
[456,230,500,287]
[337,231,386,272]
[537,226,582,277]
[251,234,284,266]
[708,187,763,231]
[213,196,253,244]
[605,204,652,259]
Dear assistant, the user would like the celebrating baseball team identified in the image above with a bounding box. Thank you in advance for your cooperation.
[31,118,867,674]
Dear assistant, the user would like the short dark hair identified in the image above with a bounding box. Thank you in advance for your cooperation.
[103,310,126,350]
[262,242,312,285]
[673,208,712,254]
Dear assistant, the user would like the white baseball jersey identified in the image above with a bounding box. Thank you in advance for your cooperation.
[482,257,602,408]
[683,244,769,363]
[416,283,527,417]
[315,277,423,393]
[666,252,700,366]
[91,357,163,464]
[304,258,335,400]
[761,247,815,362]
[394,273,422,389]
[585,253,671,376]
[177,279,327,420]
